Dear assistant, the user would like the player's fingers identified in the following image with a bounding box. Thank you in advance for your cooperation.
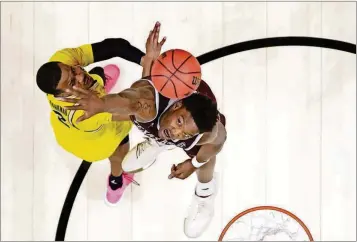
[147,30,153,42]
[152,22,160,39]
[57,97,77,103]
[73,86,91,95]
[63,104,84,110]
[168,165,176,179]
[154,23,160,43]
[76,113,87,122]
[172,166,183,177]
[168,164,177,179]
[66,87,90,99]
[177,173,186,180]
[154,21,160,31]
[78,112,94,122]
[172,172,184,180]
[65,88,87,99]
[159,37,167,47]
[64,88,78,96]
[149,23,157,42]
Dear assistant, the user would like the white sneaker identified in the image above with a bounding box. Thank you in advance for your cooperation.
[122,137,167,172]
[184,177,218,238]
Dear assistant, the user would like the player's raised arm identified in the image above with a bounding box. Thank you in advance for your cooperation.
[92,20,166,66]
[62,83,156,122]
[141,21,166,77]
[92,38,145,65]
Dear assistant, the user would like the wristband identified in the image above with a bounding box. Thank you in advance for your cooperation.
[191,156,209,168]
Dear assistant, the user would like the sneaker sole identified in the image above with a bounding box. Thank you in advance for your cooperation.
[183,214,215,239]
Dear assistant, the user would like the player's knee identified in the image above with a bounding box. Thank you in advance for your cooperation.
[109,137,130,161]
[109,148,128,164]
[109,155,120,164]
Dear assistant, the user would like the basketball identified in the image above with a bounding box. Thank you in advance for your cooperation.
[151,49,201,99]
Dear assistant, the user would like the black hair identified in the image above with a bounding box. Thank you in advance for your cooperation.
[36,61,62,95]
[182,93,218,133]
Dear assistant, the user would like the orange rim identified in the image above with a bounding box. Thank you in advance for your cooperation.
[218,205,314,241]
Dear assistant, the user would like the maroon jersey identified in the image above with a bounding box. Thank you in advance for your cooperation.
[130,78,226,158]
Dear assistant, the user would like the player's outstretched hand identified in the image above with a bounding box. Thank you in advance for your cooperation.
[168,159,197,180]
[145,21,166,60]
[60,86,105,122]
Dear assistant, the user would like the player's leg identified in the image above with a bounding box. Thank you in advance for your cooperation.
[184,156,218,238]
[196,156,216,184]
[109,136,130,177]
[105,135,138,206]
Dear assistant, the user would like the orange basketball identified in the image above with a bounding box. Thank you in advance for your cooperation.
[151,49,201,99]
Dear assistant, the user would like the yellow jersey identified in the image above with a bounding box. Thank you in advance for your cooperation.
[47,44,132,161]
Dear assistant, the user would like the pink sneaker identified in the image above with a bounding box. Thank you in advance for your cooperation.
[103,64,120,93]
[104,172,139,206]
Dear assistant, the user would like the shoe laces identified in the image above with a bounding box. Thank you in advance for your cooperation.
[136,138,153,158]
[197,201,207,214]
[122,173,140,186]
[189,198,207,220]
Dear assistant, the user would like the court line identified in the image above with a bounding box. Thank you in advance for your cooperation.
[55,36,356,241]
[197,36,355,65]
[55,161,91,241]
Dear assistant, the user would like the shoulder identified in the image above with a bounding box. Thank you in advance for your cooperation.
[49,44,93,66]
[131,77,152,88]
[197,121,226,146]
[130,78,157,104]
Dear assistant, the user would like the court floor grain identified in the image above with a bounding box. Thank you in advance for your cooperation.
[1,1,356,241]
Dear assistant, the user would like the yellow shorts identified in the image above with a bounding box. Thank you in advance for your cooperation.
[51,120,132,162]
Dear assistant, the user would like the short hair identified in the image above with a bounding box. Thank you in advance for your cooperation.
[182,93,218,133]
[36,61,62,95]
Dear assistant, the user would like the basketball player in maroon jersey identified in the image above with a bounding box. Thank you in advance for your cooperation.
[63,22,227,238]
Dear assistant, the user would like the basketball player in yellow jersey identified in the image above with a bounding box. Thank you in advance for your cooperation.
[36,22,165,205]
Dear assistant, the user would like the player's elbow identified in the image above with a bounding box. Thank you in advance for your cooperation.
[215,138,226,155]
[214,126,227,154]
[216,122,227,145]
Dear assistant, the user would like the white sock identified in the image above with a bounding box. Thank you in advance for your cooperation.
[195,178,216,197]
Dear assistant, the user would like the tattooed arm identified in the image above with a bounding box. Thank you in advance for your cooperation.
[102,79,157,122]
[62,21,165,122]
[63,79,157,122]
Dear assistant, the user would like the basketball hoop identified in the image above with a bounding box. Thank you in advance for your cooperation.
[219,206,314,241]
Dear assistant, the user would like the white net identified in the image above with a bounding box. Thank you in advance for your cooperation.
[222,209,311,241]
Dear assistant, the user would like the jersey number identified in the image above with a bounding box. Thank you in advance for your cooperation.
[53,110,70,128]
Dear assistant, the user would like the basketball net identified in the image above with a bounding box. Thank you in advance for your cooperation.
[219,206,314,241]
